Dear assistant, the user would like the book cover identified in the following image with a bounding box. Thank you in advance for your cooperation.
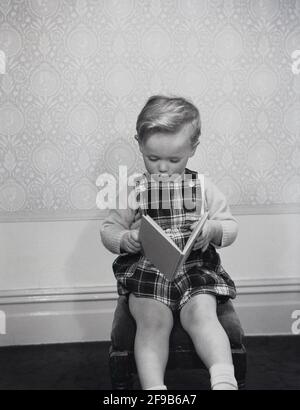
[139,212,209,280]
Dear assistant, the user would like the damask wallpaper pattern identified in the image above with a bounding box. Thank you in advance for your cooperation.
[0,0,299,221]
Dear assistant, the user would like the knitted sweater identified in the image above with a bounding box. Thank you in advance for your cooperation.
[100,175,238,255]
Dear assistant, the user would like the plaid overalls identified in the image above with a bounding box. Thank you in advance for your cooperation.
[112,168,236,311]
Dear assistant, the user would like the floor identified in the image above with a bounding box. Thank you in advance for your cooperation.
[0,335,299,390]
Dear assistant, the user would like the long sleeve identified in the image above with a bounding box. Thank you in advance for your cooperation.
[204,177,238,248]
[100,185,140,254]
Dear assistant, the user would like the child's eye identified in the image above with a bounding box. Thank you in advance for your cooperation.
[149,157,159,161]
[170,159,180,163]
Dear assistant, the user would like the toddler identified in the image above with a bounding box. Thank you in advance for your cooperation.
[100,95,238,390]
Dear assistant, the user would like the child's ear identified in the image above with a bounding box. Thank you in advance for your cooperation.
[190,141,199,157]
[138,141,144,154]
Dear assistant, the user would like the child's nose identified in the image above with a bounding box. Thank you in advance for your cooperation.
[158,161,168,173]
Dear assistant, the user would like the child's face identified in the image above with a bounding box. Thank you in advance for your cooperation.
[138,123,198,176]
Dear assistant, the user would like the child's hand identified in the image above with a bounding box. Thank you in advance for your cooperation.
[190,220,214,252]
[120,229,141,254]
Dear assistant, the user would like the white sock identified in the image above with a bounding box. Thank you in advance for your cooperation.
[209,363,238,390]
[145,385,167,390]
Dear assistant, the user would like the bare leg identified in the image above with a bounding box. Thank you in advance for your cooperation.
[129,294,173,389]
[180,293,237,389]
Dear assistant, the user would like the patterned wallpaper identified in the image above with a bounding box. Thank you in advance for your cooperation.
[0,0,300,221]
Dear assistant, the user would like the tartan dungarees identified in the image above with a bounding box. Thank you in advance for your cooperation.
[112,168,236,311]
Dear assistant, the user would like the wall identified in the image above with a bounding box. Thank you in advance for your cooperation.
[0,212,299,345]
[0,0,300,345]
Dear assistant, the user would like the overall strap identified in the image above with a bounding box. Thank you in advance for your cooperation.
[185,168,206,216]
[198,173,205,216]
[134,173,148,215]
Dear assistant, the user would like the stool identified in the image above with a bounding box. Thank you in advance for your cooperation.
[109,295,247,390]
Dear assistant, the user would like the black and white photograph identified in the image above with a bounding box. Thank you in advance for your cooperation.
[0,0,299,394]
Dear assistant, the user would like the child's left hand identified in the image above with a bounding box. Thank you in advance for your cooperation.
[189,220,214,252]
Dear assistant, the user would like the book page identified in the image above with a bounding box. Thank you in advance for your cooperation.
[184,212,209,253]
[175,212,209,272]
[139,215,183,280]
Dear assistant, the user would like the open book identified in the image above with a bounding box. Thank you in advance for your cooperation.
[139,212,209,281]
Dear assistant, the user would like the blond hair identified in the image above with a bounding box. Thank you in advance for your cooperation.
[136,95,201,147]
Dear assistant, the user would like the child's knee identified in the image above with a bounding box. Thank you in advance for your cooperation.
[180,294,217,330]
[129,295,173,333]
[139,314,172,335]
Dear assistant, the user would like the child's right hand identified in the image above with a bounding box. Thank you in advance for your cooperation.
[120,230,141,254]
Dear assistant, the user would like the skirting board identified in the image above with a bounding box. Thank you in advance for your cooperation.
[0,278,299,346]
